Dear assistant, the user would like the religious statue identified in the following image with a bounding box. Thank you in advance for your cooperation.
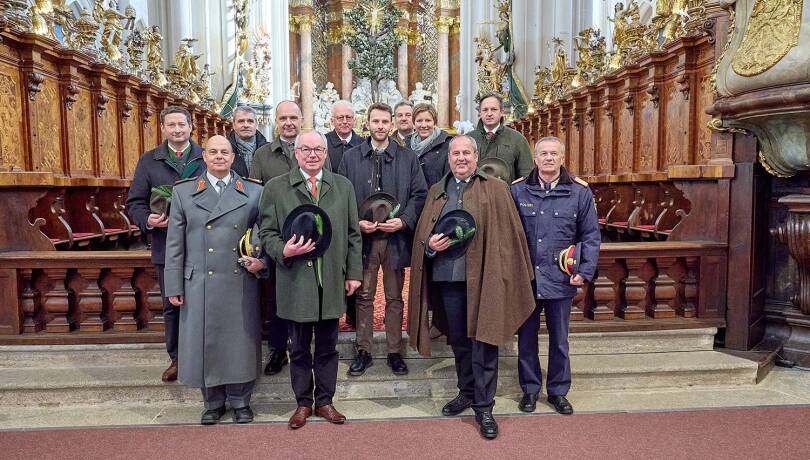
[408,82,437,105]
[145,26,168,87]
[651,0,690,45]
[99,0,126,64]
[240,34,273,105]
[378,79,403,108]
[53,0,78,47]
[314,82,340,134]
[533,67,552,106]
[30,0,55,37]
[475,35,505,98]
[351,78,374,115]
[573,28,607,86]
[72,9,100,55]
[195,64,216,110]
[175,38,202,83]
[608,1,654,69]
[234,0,250,57]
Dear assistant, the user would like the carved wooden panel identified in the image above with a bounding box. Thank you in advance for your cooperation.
[143,105,159,151]
[569,114,581,175]
[696,73,713,164]
[0,63,25,171]
[122,98,141,178]
[98,93,120,177]
[582,105,596,176]
[638,85,659,173]
[67,89,93,175]
[31,78,63,173]
[616,99,634,174]
[664,82,689,166]
[558,118,569,170]
[598,104,613,175]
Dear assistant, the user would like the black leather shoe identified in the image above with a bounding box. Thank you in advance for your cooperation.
[386,353,408,375]
[547,395,574,415]
[441,393,473,416]
[519,393,538,413]
[233,406,254,424]
[348,350,373,376]
[476,412,498,439]
[264,348,289,375]
[200,406,227,425]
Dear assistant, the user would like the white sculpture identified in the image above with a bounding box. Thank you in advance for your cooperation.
[409,82,438,106]
[453,120,475,134]
[314,82,340,134]
[377,79,402,108]
[351,78,374,115]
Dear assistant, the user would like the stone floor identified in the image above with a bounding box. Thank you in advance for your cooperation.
[2,366,808,430]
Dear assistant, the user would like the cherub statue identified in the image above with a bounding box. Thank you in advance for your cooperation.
[351,78,374,114]
[31,0,55,37]
[378,79,403,107]
[314,82,340,134]
[145,25,168,86]
[100,0,126,63]
[408,82,437,105]
[175,39,201,83]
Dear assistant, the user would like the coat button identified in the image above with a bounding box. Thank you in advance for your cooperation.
[307,261,313,267]
[540,211,544,215]
[206,225,212,230]
[232,248,237,252]
[538,239,542,243]
[234,269,239,274]
[208,271,213,276]
[234,224,238,229]
[208,248,213,253]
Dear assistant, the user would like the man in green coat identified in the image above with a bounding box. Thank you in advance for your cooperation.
[258,130,362,430]
[468,92,533,183]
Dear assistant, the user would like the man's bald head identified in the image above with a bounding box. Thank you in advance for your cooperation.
[275,100,303,141]
[203,135,235,178]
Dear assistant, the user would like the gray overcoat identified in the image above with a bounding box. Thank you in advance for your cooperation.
[164,172,265,389]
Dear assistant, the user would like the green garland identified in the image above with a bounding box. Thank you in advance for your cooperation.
[344,0,403,92]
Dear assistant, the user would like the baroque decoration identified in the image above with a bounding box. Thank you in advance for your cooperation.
[344,0,404,102]
[731,0,802,76]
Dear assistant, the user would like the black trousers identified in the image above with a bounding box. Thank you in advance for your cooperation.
[155,264,178,361]
[265,266,289,351]
[435,281,498,414]
[288,318,339,408]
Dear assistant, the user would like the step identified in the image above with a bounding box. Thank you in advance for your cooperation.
[0,351,757,407]
[0,327,717,368]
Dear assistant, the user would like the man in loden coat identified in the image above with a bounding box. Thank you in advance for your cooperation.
[258,130,362,430]
[467,92,533,183]
[127,106,207,383]
[408,134,535,440]
[164,135,267,425]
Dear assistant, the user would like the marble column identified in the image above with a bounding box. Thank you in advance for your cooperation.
[397,43,409,98]
[295,15,315,129]
[436,16,455,128]
[342,43,353,99]
[257,0,292,103]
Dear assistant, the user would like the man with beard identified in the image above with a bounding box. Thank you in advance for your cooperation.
[339,102,427,377]
[227,105,268,174]
[127,106,206,383]
[249,100,307,377]
[468,92,533,183]
[408,135,535,439]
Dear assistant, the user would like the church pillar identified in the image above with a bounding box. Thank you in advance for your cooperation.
[324,1,354,100]
[393,0,416,99]
[435,3,459,128]
[342,44,353,99]
[290,3,316,129]
[397,43,408,98]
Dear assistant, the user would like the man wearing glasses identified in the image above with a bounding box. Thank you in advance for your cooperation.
[325,100,363,171]
[258,130,362,429]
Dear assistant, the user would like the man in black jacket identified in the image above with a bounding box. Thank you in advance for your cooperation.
[126,106,206,382]
[226,105,268,174]
[325,100,363,171]
[339,102,427,377]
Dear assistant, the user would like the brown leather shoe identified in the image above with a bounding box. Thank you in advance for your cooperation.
[314,404,346,424]
[288,406,312,429]
[161,360,178,382]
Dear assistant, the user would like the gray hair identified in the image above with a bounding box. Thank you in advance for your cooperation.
[448,134,479,155]
[393,100,414,113]
[331,100,354,117]
[535,136,566,156]
[233,105,257,118]
[294,130,328,149]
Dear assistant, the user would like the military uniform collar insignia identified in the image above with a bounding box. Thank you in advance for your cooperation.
[235,179,245,193]
[196,178,206,193]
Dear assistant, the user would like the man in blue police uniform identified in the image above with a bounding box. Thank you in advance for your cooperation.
[511,136,601,415]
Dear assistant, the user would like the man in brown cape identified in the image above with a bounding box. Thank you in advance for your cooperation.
[407,134,535,439]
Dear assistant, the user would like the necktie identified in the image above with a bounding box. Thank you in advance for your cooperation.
[175,149,183,158]
[308,176,318,201]
[216,180,225,194]
[341,139,348,145]
[485,131,495,141]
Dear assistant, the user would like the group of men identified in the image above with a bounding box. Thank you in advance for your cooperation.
[126,92,600,439]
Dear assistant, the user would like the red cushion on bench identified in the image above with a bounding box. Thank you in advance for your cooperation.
[598,218,606,224]
[104,228,124,233]
[635,225,656,230]
[611,221,628,226]
[72,232,95,238]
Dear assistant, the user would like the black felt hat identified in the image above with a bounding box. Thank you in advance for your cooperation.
[358,192,400,224]
[281,204,331,259]
[432,209,477,260]
[478,157,511,182]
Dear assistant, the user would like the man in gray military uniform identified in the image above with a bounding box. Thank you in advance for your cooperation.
[164,135,267,425]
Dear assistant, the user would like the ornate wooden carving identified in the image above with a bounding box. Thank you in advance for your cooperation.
[67,268,105,331]
[64,82,80,109]
[675,74,690,100]
[771,195,810,315]
[101,267,138,331]
[26,71,45,101]
[121,101,133,120]
[96,94,109,117]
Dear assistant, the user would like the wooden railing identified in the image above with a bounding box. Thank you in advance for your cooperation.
[0,242,727,342]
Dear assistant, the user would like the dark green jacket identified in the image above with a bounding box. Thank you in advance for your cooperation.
[250,137,332,184]
[258,168,362,322]
[468,118,533,182]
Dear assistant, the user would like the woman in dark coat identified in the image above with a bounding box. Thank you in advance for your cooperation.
[409,103,452,188]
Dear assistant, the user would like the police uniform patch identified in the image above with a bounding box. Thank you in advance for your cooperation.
[512,176,526,185]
